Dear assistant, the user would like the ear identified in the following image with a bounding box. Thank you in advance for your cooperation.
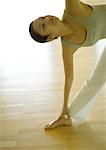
[46,35,54,41]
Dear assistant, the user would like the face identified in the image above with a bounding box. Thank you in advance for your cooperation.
[32,15,61,40]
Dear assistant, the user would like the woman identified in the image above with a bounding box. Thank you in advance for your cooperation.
[29,0,106,130]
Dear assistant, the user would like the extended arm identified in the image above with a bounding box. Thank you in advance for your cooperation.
[60,46,77,117]
[44,46,78,130]
[66,0,81,10]
[66,0,80,5]
[65,0,87,14]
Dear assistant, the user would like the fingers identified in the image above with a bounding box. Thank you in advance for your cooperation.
[44,120,57,130]
[44,117,72,130]
[44,124,51,130]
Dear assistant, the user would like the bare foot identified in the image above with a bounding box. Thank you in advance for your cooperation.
[44,117,72,130]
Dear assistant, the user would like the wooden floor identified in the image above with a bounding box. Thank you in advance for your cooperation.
[0,0,106,150]
[0,39,106,150]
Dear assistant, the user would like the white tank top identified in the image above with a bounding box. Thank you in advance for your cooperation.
[61,5,106,49]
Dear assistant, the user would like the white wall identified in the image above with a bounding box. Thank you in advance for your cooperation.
[0,0,106,81]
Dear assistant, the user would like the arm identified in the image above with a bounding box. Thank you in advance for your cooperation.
[61,45,78,117]
[65,0,86,14]
[44,46,78,130]
[66,0,81,10]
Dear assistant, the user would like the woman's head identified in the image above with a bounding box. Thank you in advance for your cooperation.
[29,15,62,43]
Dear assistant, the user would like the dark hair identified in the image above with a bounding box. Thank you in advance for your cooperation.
[29,22,57,43]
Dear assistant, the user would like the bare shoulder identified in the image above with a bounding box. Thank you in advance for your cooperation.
[65,0,88,10]
[65,0,92,18]
[62,44,78,55]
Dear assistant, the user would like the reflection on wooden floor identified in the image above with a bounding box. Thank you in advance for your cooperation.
[0,39,106,150]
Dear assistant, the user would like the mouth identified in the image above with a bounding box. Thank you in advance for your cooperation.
[52,17,59,25]
[48,16,54,24]
[48,16,55,25]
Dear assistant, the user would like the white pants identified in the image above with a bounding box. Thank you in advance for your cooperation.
[69,46,106,123]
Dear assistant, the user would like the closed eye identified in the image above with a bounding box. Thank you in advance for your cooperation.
[42,23,46,30]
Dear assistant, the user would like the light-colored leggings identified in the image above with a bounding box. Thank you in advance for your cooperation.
[69,46,106,123]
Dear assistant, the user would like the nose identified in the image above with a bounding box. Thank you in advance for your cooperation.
[45,16,50,21]
[45,16,53,23]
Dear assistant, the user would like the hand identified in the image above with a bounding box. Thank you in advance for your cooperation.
[60,107,70,119]
[44,115,72,130]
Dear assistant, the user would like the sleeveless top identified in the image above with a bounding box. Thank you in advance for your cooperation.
[61,5,106,49]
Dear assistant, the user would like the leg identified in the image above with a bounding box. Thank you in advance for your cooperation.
[69,47,106,123]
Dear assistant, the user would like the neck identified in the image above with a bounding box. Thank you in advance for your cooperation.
[59,20,77,38]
